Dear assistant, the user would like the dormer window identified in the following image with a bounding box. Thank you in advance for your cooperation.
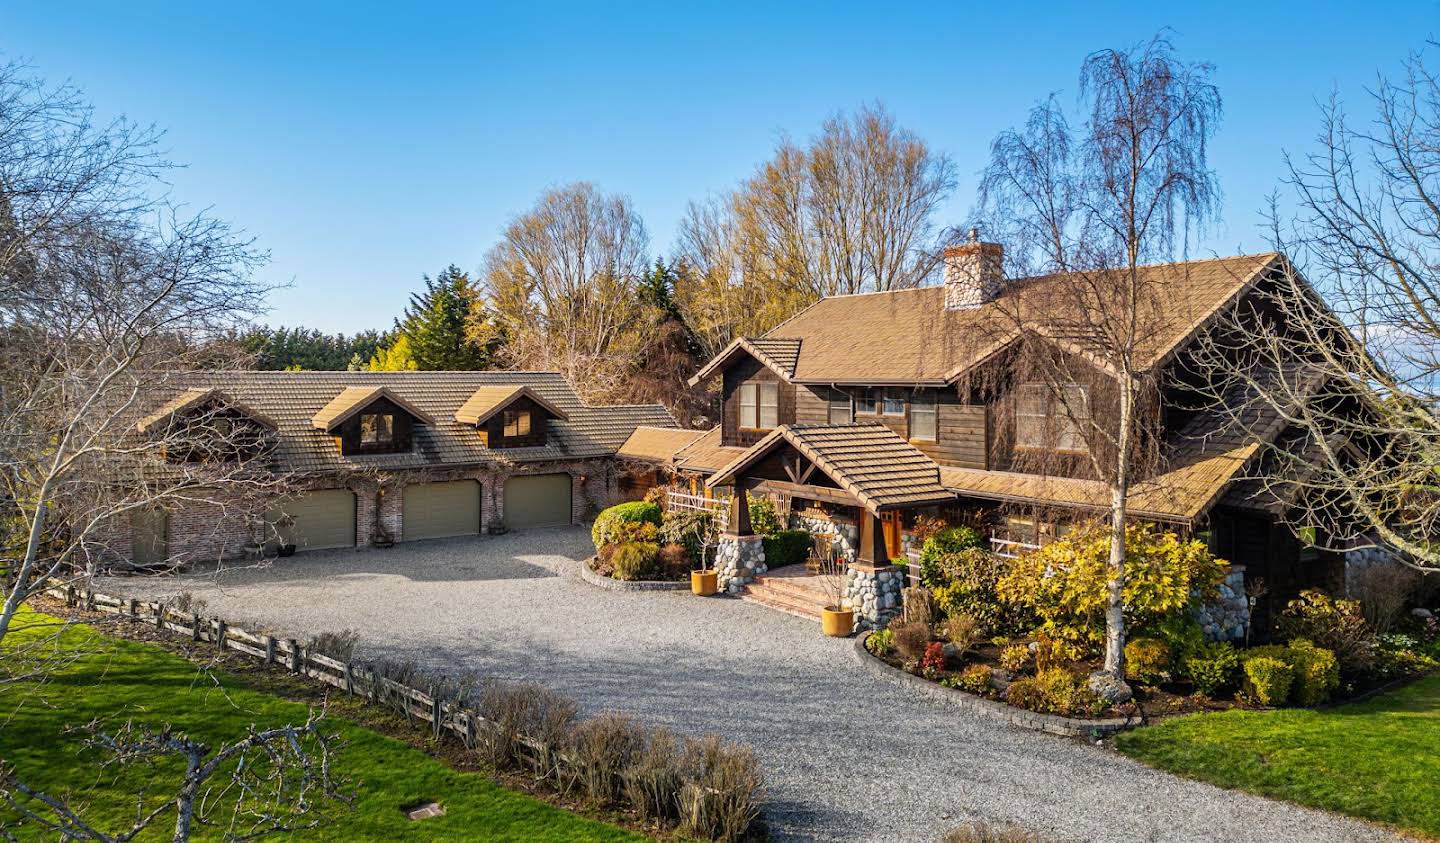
[504,410,532,437]
[312,386,433,456]
[360,413,394,445]
[138,388,277,464]
[455,384,567,449]
[739,382,778,429]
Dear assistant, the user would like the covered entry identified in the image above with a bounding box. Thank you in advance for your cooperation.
[403,480,482,541]
[504,473,572,529]
[269,489,356,551]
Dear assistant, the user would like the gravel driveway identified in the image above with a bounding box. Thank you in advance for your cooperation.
[101,527,1406,843]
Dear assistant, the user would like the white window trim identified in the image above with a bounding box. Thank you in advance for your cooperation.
[909,395,937,441]
[739,383,758,428]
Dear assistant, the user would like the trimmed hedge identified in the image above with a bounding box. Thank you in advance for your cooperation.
[762,530,812,569]
[592,501,662,550]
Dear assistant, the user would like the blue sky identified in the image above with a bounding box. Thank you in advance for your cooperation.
[4,2,1436,333]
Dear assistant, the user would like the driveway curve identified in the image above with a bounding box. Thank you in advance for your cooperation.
[101,527,1407,842]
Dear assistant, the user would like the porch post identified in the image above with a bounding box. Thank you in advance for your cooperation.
[856,508,889,565]
[715,480,765,594]
[726,483,752,536]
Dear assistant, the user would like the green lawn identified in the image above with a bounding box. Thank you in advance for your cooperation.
[1116,676,1440,838]
[0,607,644,842]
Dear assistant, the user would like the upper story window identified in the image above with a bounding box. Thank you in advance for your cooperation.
[738,382,779,429]
[360,413,394,445]
[828,390,853,425]
[504,409,532,437]
[1015,382,1089,453]
[881,391,905,416]
[910,394,937,441]
[856,388,904,416]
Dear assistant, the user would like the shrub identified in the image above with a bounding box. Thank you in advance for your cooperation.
[999,642,1033,674]
[307,628,360,662]
[1285,639,1340,705]
[476,680,578,771]
[1032,632,1079,673]
[747,495,782,537]
[169,591,208,616]
[946,663,994,694]
[658,543,691,580]
[919,526,985,572]
[866,628,895,657]
[921,641,947,677]
[1242,652,1295,706]
[1181,641,1241,696]
[677,735,763,843]
[611,541,661,580]
[1350,564,1420,634]
[939,614,982,661]
[889,619,932,664]
[928,548,1011,633]
[1124,638,1173,685]
[660,509,714,564]
[1156,615,1207,664]
[762,529,812,568]
[1278,589,1376,673]
[1373,635,1440,678]
[903,586,939,626]
[910,513,948,546]
[592,501,662,549]
[1006,667,1102,716]
[996,523,1227,650]
[622,728,685,822]
[568,712,644,804]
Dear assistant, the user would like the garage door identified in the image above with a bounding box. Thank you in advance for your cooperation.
[131,508,168,566]
[504,473,572,529]
[402,480,481,541]
[269,490,356,551]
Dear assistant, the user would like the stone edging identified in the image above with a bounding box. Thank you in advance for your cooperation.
[576,558,690,592]
[850,632,1143,738]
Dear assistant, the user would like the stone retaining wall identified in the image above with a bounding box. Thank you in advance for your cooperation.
[1195,565,1249,641]
[577,559,690,592]
[789,512,857,562]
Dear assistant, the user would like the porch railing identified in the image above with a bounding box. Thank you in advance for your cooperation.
[665,489,729,530]
[989,537,1041,560]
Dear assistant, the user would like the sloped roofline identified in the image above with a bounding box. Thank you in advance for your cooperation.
[136,387,279,433]
[311,385,437,432]
[686,337,799,387]
[454,384,571,426]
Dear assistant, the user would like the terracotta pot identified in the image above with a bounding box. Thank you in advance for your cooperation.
[821,606,855,637]
[691,569,719,596]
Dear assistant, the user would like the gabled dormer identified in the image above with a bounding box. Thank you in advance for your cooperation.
[311,386,434,456]
[688,337,802,449]
[137,388,278,463]
[454,385,568,449]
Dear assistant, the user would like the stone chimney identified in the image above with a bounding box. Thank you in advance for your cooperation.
[943,228,1005,310]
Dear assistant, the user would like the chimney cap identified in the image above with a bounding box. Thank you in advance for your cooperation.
[967,226,980,243]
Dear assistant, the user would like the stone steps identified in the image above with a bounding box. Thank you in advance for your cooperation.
[740,573,833,621]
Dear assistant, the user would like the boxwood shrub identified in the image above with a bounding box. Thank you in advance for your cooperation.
[592,501,662,550]
[762,530,812,569]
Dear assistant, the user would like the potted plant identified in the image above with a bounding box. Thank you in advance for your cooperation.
[818,552,854,636]
[690,512,720,597]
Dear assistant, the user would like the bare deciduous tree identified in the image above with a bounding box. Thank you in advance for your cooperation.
[0,714,348,842]
[674,103,955,357]
[479,182,650,401]
[1190,48,1440,570]
[976,35,1222,679]
[0,63,284,648]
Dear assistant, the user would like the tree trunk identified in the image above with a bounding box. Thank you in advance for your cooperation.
[1103,382,1133,678]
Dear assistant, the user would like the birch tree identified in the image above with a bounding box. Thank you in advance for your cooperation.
[976,35,1222,682]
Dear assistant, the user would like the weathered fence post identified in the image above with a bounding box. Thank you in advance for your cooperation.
[264,635,276,665]
[214,619,227,650]
[430,686,442,740]
[84,590,94,611]
[127,598,138,620]
[191,613,201,642]
[287,639,301,673]
[64,585,76,607]
[343,662,354,695]
[154,603,164,630]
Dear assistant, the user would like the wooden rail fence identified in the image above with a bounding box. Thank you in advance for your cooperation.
[46,583,509,750]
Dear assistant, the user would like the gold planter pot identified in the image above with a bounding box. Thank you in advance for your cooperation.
[691,569,719,596]
[821,606,855,637]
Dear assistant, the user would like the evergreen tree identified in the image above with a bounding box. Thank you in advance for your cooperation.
[397,266,491,370]
[367,334,418,371]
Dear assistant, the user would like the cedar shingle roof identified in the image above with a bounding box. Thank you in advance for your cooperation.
[454,384,569,426]
[617,426,706,463]
[311,386,437,431]
[673,426,749,473]
[707,423,955,513]
[729,253,1281,385]
[141,371,674,475]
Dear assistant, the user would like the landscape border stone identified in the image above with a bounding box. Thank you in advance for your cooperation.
[577,558,690,592]
[851,631,1142,738]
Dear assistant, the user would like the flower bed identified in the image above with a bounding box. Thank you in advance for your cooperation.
[871,522,1440,728]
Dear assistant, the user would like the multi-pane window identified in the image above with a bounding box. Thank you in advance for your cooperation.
[856,389,877,415]
[881,391,905,416]
[828,390,853,425]
[503,409,532,437]
[738,382,780,429]
[909,393,937,441]
[1014,382,1089,453]
[360,413,393,444]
